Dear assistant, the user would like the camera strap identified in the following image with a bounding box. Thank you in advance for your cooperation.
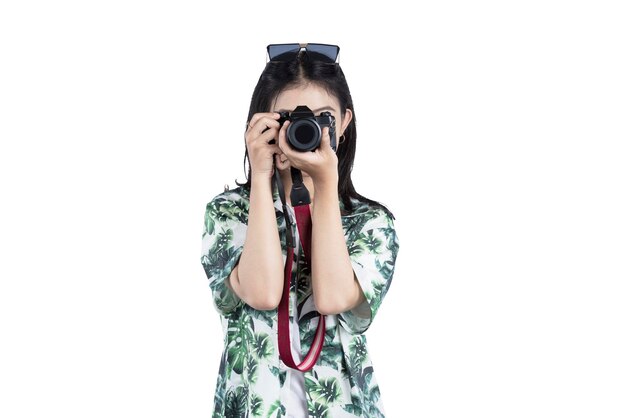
[274,165,326,372]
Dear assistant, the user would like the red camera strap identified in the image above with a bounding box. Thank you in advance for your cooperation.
[277,203,326,371]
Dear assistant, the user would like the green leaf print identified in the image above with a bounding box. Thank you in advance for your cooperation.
[242,330,274,386]
[226,313,254,375]
[216,199,240,223]
[204,206,216,236]
[245,355,259,385]
[370,279,387,314]
[244,304,277,329]
[268,366,286,388]
[356,366,384,418]
[250,393,264,417]
[344,208,380,239]
[370,384,381,404]
[224,385,248,418]
[306,375,343,406]
[215,227,233,249]
[212,368,226,416]
[307,399,330,418]
[346,238,367,258]
[375,257,395,283]
[231,197,249,224]
[342,394,365,416]
[380,224,396,241]
[202,239,241,292]
[251,331,275,360]
[266,399,286,418]
[338,364,385,418]
[348,337,368,370]
[212,349,231,417]
[301,327,342,371]
[355,229,383,255]
[319,340,343,370]
[204,194,249,238]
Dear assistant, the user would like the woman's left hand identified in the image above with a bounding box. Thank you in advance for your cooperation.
[276,120,339,184]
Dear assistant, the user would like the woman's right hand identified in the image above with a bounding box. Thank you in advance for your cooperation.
[245,112,284,179]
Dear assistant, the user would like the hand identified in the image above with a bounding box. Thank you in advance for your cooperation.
[244,112,282,180]
[277,121,339,184]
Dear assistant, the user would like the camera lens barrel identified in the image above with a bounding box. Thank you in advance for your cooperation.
[287,119,322,151]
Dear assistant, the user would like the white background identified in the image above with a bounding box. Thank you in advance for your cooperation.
[1,1,625,417]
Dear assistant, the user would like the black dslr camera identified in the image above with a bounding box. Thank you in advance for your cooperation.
[277,105,337,152]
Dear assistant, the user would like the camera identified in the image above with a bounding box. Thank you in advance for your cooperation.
[277,105,337,152]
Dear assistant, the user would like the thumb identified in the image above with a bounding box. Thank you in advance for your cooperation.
[321,126,331,150]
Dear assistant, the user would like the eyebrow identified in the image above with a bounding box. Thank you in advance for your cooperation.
[276,105,337,113]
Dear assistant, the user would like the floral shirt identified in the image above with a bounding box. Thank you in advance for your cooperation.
[200,185,400,418]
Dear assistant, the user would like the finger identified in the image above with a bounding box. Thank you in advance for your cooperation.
[248,112,279,129]
[275,153,291,171]
[268,144,281,155]
[277,120,293,153]
[252,127,280,146]
[321,126,331,150]
[248,112,280,131]
[248,117,281,137]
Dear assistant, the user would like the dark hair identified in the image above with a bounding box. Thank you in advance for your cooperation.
[234,51,395,220]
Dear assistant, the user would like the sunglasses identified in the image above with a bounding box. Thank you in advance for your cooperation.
[266,43,340,63]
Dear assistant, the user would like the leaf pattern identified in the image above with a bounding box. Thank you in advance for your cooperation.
[224,384,248,418]
[226,312,254,376]
[266,399,286,417]
[306,375,343,406]
[201,186,399,417]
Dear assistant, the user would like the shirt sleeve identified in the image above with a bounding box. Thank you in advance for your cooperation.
[338,208,400,335]
[200,195,247,316]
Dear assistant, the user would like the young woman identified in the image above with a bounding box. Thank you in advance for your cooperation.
[201,44,400,418]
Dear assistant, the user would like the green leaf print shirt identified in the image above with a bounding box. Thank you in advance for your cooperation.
[200,185,400,418]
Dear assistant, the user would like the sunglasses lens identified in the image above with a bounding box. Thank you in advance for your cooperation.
[268,44,300,61]
[306,44,339,62]
[267,43,340,63]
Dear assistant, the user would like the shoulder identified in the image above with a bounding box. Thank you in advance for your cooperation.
[343,198,395,232]
[206,185,250,207]
[349,197,394,221]
[205,185,251,225]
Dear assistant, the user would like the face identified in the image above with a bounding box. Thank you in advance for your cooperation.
[271,83,353,175]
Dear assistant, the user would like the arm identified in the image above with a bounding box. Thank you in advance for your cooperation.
[229,174,284,310]
[311,175,366,315]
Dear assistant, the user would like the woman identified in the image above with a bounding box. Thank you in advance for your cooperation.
[201,44,400,418]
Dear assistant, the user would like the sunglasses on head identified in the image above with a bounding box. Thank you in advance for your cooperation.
[266,43,340,63]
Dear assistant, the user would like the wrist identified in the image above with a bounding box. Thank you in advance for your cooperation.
[312,173,338,191]
[251,174,273,193]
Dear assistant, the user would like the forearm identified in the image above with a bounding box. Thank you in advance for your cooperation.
[311,177,363,315]
[236,175,284,309]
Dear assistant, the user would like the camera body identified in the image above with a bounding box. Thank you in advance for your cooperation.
[277,105,337,152]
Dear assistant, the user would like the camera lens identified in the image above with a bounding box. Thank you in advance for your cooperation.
[294,124,315,145]
[288,119,321,151]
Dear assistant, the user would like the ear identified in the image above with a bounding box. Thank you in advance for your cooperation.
[340,108,353,136]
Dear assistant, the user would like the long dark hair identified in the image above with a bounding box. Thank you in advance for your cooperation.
[234,51,395,220]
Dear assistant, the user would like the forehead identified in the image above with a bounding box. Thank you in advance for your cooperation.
[272,83,339,112]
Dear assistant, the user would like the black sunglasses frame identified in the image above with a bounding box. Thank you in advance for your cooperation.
[266,43,340,64]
